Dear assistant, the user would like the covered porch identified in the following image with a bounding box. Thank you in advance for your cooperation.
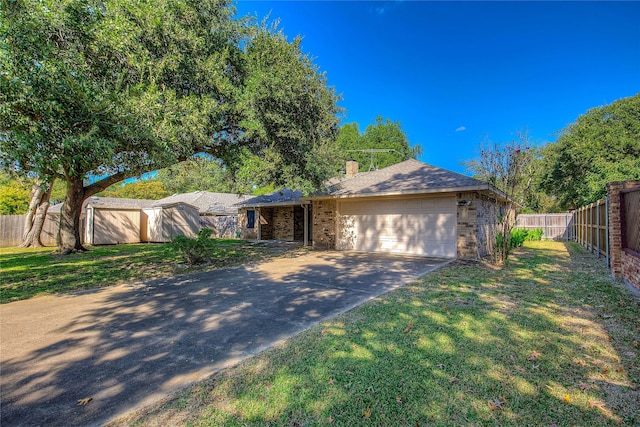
[237,190,312,246]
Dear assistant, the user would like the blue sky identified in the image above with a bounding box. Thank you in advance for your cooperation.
[235,1,639,174]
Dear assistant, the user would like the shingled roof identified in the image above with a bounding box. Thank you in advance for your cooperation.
[155,191,252,215]
[49,192,251,215]
[317,159,496,199]
[47,197,156,213]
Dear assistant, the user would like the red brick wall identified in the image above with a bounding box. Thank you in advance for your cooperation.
[606,180,640,291]
[622,250,640,292]
[273,206,294,241]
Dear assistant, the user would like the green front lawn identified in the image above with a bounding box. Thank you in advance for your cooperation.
[110,241,640,426]
[0,240,301,303]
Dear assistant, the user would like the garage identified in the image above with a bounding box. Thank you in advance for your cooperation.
[336,195,457,258]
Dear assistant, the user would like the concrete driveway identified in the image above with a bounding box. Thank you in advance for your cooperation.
[0,250,450,426]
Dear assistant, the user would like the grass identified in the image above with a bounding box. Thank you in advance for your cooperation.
[0,240,302,303]
[109,241,640,426]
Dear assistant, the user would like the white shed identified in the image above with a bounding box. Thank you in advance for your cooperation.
[142,202,200,243]
[82,197,155,245]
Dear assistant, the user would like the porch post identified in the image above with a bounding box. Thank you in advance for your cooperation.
[303,204,309,246]
[257,207,261,240]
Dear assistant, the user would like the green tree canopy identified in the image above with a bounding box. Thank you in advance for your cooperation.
[155,145,339,196]
[539,94,640,209]
[154,116,420,196]
[0,170,30,214]
[335,116,422,172]
[98,179,170,200]
[155,156,237,195]
[1,0,340,252]
[0,170,66,214]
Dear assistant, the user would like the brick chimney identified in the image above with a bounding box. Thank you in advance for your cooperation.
[346,159,359,178]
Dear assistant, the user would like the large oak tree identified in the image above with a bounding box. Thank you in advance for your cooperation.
[538,94,640,209]
[1,0,340,252]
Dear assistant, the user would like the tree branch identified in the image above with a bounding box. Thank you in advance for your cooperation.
[83,171,136,197]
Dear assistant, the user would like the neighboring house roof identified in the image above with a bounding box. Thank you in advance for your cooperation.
[315,159,502,199]
[239,188,310,208]
[87,197,156,209]
[155,191,252,215]
[47,197,156,213]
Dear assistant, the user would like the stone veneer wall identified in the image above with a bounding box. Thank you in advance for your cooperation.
[238,207,276,240]
[457,192,502,259]
[456,192,478,259]
[273,207,294,240]
[312,199,336,249]
[259,208,274,240]
[607,180,640,292]
[238,208,256,239]
[476,196,499,258]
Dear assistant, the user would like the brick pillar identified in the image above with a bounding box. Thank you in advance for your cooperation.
[312,199,336,249]
[606,180,640,279]
[456,192,477,259]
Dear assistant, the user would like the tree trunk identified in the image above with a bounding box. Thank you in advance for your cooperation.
[22,185,44,240]
[54,169,141,254]
[20,181,54,248]
[57,176,87,254]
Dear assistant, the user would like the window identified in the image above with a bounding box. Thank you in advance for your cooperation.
[247,210,255,229]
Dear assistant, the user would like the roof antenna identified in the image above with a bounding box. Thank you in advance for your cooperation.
[346,149,395,171]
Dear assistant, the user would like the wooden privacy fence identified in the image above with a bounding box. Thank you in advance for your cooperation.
[516,202,609,264]
[0,214,73,248]
[573,198,609,263]
[516,213,574,240]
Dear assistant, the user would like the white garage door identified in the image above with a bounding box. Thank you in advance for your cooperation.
[336,196,457,258]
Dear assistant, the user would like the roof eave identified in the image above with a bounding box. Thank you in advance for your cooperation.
[309,184,503,200]
[85,204,148,210]
[148,202,199,210]
[239,200,311,208]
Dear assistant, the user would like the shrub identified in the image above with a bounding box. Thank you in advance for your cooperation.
[525,228,544,241]
[510,228,528,248]
[171,228,214,265]
[496,228,540,263]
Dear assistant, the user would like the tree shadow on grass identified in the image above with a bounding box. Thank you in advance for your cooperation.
[0,251,440,426]
[111,242,640,426]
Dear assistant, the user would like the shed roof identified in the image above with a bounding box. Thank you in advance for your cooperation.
[155,191,252,215]
[315,159,500,199]
[48,197,156,213]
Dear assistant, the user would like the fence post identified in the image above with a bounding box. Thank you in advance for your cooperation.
[581,206,584,247]
[596,201,601,258]
[584,206,587,247]
[588,204,592,253]
[544,214,548,240]
[605,196,610,267]
[576,208,580,245]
